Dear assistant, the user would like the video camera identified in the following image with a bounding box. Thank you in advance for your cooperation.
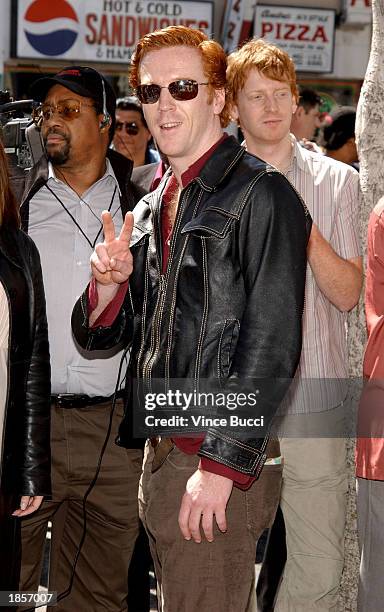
[0,90,44,169]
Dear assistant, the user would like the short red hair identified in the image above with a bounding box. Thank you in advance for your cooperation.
[130,26,230,127]
[227,38,299,108]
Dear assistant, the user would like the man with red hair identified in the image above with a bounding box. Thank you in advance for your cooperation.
[227,38,362,610]
[72,26,310,610]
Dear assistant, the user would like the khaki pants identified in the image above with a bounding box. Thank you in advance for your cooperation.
[19,400,142,612]
[139,441,282,612]
[274,429,348,612]
[357,477,384,612]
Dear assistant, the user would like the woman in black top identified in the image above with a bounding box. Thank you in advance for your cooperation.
[0,140,50,592]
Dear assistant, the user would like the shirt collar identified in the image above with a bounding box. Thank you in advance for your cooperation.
[290,133,308,173]
[180,134,227,188]
[48,158,121,195]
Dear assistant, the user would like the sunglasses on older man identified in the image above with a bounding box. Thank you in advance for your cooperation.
[32,99,95,123]
[115,121,140,135]
[136,79,209,104]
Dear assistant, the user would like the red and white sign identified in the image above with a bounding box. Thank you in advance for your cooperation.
[254,5,335,73]
[16,0,213,63]
[221,0,255,53]
[343,0,372,25]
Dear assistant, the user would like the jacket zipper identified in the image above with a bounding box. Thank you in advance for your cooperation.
[140,184,192,390]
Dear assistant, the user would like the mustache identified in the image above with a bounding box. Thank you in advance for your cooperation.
[43,128,69,143]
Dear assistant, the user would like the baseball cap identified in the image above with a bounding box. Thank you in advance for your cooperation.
[30,66,116,130]
[322,106,356,151]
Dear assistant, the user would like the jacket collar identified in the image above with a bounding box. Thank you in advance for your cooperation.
[193,136,247,192]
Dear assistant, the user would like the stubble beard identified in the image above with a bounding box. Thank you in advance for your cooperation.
[43,130,71,165]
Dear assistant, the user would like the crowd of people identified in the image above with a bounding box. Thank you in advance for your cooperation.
[0,23,380,612]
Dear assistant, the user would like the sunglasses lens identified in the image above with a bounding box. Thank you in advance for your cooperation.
[59,102,81,120]
[137,80,201,103]
[137,84,161,104]
[169,80,199,101]
[35,101,81,121]
[115,122,140,135]
[33,105,44,122]
[127,123,139,135]
[36,105,53,121]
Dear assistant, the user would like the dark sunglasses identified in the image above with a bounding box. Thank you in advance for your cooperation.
[136,79,209,104]
[115,121,140,135]
[33,99,95,122]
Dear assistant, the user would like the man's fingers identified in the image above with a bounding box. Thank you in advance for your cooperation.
[178,494,192,540]
[102,210,116,244]
[119,212,134,243]
[201,511,214,542]
[214,506,227,534]
[188,506,203,543]
[91,247,111,274]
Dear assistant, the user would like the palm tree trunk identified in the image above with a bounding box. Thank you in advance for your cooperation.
[340,2,384,609]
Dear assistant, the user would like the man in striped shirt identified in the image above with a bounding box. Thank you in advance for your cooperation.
[227,39,362,611]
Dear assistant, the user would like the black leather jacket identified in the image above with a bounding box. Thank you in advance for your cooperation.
[72,137,311,476]
[0,225,50,497]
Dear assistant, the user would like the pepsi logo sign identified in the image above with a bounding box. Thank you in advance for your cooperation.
[23,0,79,56]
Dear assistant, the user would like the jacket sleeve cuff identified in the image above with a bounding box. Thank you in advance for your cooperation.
[88,278,129,328]
[198,429,268,478]
[199,457,256,489]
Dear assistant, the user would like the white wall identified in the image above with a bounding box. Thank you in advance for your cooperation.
[0,0,11,89]
[333,24,371,79]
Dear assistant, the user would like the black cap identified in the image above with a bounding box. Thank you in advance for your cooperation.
[322,106,356,151]
[30,66,116,131]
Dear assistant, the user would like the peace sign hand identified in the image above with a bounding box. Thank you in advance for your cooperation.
[91,211,134,286]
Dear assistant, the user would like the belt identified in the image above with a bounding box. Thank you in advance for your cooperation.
[51,390,124,408]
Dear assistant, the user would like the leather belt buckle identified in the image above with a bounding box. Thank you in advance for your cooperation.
[53,394,90,408]
[51,391,124,409]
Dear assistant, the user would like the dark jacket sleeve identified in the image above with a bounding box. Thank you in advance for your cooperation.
[20,236,51,496]
[198,172,311,476]
[71,282,135,352]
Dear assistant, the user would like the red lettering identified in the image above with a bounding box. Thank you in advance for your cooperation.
[198,21,209,31]
[350,0,370,6]
[227,21,236,40]
[159,18,171,28]
[98,14,109,45]
[283,23,296,40]
[297,25,310,41]
[261,22,273,37]
[312,25,328,43]
[111,15,122,46]
[137,17,152,37]
[124,16,136,46]
[85,13,97,44]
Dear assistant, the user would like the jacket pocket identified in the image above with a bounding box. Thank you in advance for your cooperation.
[217,319,240,379]
[181,207,236,238]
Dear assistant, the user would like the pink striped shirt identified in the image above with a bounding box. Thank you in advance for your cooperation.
[278,137,361,415]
